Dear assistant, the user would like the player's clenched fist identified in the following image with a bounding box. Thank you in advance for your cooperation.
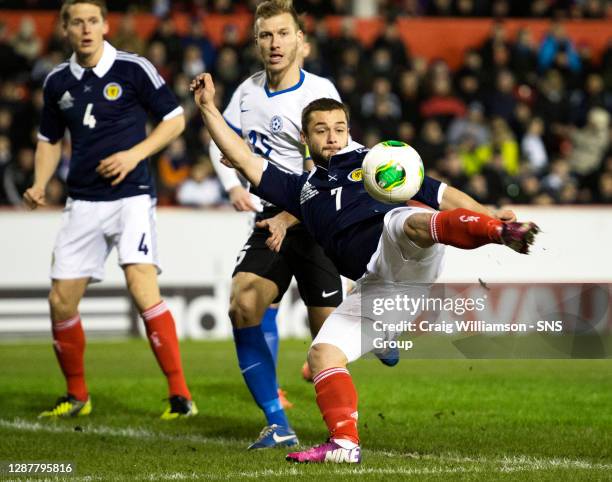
[23,185,46,210]
[190,73,215,110]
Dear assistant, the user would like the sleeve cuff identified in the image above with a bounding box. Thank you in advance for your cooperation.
[438,182,447,206]
[162,106,184,121]
[37,133,51,142]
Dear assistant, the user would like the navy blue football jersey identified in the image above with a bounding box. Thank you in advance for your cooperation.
[254,142,445,280]
[39,41,183,201]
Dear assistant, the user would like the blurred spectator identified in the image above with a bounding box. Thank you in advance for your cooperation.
[541,158,573,199]
[420,75,466,129]
[11,17,42,66]
[147,41,173,83]
[535,69,570,145]
[371,20,410,68]
[149,16,184,73]
[183,44,206,79]
[112,12,146,56]
[596,172,612,203]
[2,147,35,206]
[438,148,468,190]
[413,120,447,166]
[511,28,538,85]
[485,70,516,123]
[183,21,216,70]
[464,174,492,204]
[213,47,242,99]
[397,69,422,128]
[176,157,223,207]
[569,73,612,127]
[447,101,491,147]
[538,22,581,76]
[567,107,610,182]
[521,117,548,173]
[512,173,542,204]
[361,77,401,120]
[157,138,192,205]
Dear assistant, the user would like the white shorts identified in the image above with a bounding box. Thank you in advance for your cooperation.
[51,195,161,283]
[312,206,445,362]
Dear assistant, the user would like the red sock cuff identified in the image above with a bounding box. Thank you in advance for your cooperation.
[313,367,349,385]
[53,314,81,331]
[142,300,168,321]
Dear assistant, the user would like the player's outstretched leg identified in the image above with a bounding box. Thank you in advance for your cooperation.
[230,274,297,449]
[426,208,540,254]
[40,279,92,419]
[286,343,361,464]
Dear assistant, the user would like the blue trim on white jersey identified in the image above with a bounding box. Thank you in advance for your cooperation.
[224,117,242,136]
[264,69,305,98]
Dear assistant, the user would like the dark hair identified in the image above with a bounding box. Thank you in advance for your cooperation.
[254,0,301,34]
[61,0,108,26]
[301,98,350,133]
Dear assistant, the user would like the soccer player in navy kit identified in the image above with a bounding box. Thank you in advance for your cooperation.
[23,0,196,419]
[208,0,346,449]
[193,72,540,463]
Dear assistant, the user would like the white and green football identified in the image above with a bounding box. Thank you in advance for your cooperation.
[361,140,425,204]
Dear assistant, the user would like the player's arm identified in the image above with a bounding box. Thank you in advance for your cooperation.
[23,140,62,209]
[192,73,264,187]
[210,140,258,212]
[97,114,185,186]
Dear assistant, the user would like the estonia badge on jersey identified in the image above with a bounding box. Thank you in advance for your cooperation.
[270,115,283,133]
[103,82,123,101]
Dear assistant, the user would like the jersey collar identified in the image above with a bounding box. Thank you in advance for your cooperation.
[69,41,117,80]
[264,69,305,98]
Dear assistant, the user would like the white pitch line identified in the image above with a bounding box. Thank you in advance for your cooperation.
[2,418,611,479]
[0,417,243,447]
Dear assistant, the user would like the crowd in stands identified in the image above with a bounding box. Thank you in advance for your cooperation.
[0,7,611,208]
[7,1,612,19]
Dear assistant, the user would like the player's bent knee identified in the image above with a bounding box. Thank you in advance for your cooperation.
[308,343,348,375]
[229,286,261,329]
[403,212,435,248]
[48,286,79,321]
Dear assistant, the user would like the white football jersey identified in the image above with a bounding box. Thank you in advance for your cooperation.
[223,69,341,175]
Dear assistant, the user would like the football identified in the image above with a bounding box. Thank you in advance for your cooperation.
[361,140,425,204]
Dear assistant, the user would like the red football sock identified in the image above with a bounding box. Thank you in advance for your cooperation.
[52,314,88,401]
[313,367,359,444]
[142,301,191,399]
[430,208,503,249]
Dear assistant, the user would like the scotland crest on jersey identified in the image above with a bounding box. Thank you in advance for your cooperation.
[103,82,123,101]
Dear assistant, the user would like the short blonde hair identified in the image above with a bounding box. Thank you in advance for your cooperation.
[254,0,301,34]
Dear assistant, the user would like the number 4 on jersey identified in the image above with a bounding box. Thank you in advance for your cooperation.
[83,103,96,129]
[138,233,149,255]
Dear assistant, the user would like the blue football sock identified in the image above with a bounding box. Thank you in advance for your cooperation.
[233,325,289,428]
[260,307,279,366]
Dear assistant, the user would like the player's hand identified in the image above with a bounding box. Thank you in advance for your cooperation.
[96,150,140,186]
[190,73,215,110]
[23,184,46,210]
[256,213,295,252]
[494,209,517,223]
[229,186,257,212]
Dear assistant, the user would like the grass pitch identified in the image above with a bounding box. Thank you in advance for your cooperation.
[0,339,610,480]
